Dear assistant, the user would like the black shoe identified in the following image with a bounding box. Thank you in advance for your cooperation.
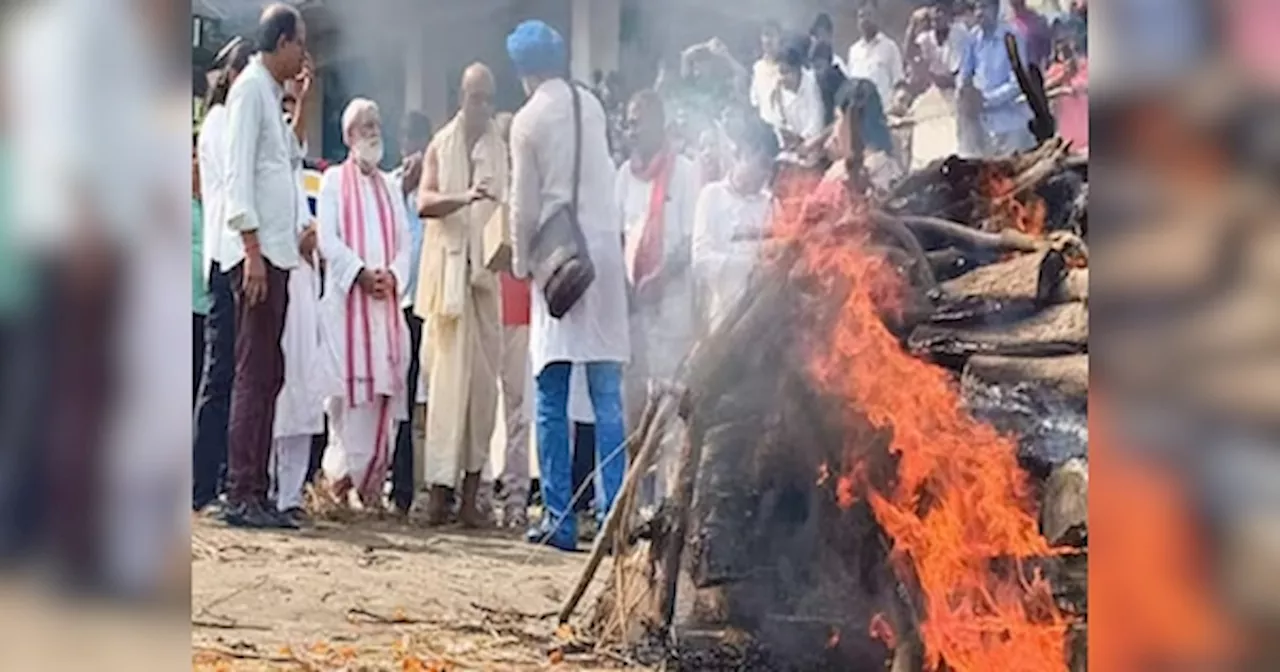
[220,501,274,529]
[280,507,310,528]
[263,506,300,530]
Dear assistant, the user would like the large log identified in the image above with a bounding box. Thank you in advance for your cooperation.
[941,251,1086,302]
[909,301,1089,360]
[1041,458,1088,548]
[962,354,1088,410]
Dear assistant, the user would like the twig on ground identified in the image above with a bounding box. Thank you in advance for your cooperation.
[196,574,270,614]
[470,602,557,620]
[191,616,273,631]
[192,644,296,664]
[346,605,429,625]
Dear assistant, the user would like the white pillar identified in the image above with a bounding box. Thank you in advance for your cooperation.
[404,29,426,114]
[570,0,622,82]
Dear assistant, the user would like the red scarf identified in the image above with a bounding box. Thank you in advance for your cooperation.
[629,145,675,287]
[339,159,404,408]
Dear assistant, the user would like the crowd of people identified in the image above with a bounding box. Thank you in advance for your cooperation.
[191,0,1087,552]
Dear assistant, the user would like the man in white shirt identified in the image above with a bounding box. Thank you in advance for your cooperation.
[506,20,630,551]
[915,4,972,84]
[221,4,310,529]
[615,90,699,500]
[749,20,784,118]
[765,38,826,161]
[317,99,413,509]
[692,118,778,332]
[193,37,252,513]
[907,4,975,168]
[846,5,905,111]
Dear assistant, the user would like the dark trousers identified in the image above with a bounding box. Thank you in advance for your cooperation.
[225,260,289,506]
[192,264,236,509]
[572,422,595,513]
[391,308,424,511]
[192,313,205,405]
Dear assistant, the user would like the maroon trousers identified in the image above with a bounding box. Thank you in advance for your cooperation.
[226,260,289,505]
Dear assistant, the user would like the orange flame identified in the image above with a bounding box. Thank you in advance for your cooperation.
[771,173,1067,671]
[980,167,1047,237]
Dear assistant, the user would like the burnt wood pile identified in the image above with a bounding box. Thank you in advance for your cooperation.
[555,138,1089,672]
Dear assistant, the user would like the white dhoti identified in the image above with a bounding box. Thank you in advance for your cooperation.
[322,395,396,499]
[422,286,501,488]
[416,114,509,491]
[272,262,326,511]
[315,160,413,503]
[271,434,312,511]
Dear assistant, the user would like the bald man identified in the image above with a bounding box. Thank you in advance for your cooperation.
[415,63,509,526]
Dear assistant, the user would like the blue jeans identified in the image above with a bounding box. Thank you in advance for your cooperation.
[192,264,236,509]
[535,361,625,544]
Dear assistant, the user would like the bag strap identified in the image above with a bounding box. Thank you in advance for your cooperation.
[567,78,582,225]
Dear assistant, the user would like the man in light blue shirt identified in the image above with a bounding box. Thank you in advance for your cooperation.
[957,0,1036,157]
[390,110,432,515]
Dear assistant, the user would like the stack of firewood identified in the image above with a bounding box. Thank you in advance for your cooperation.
[553,137,1089,671]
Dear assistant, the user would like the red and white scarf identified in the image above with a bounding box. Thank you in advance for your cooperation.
[629,145,675,287]
[339,158,405,408]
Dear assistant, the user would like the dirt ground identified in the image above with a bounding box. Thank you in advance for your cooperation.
[191,511,640,671]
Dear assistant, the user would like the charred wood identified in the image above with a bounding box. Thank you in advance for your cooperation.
[963,354,1088,412]
[936,250,1087,309]
[1040,457,1088,548]
[909,301,1089,361]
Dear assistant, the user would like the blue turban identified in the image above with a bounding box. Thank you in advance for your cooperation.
[506,20,567,78]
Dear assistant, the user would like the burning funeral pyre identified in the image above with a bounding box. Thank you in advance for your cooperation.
[552,135,1088,672]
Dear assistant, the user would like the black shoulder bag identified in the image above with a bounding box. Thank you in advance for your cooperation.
[528,79,596,319]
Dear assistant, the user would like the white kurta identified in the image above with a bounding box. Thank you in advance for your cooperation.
[617,154,700,379]
[765,69,826,145]
[749,59,781,121]
[509,79,630,375]
[691,180,773,332]
[316,165,413,409]
[274,168,327,439]
[316,165,412,493]
[196,105,229,280]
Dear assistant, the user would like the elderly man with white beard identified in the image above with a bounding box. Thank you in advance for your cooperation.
[316,98,412,508]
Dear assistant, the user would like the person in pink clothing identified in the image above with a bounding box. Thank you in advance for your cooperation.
[1044,36,1087,152]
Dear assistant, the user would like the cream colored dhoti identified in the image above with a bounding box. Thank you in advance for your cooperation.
[422,284,501,488]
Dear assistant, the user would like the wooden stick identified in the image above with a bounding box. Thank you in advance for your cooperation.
[655,426,703,633]
[557,394,675,625]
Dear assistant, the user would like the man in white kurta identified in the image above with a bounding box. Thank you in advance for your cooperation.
[692,119,779,333]
[616,90,699,500]
[270,159,326,522]
[506,20,630,551]
[763,39,826,163]
[415,63,508,527]
[317,99,412,508]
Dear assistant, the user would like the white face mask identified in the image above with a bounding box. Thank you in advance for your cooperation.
[353,136,384,167]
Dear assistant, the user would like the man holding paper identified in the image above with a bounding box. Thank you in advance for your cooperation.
[415,63,508,527]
